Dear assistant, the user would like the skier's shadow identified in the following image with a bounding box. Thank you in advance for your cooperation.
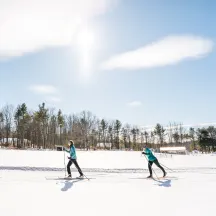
[60,179,84,192]
[155,179,171,187]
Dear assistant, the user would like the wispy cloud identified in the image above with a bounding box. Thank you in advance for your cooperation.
[127,101,142,107]
[101,35,214,70]
[0,0,118,59]
[29,85,57,94]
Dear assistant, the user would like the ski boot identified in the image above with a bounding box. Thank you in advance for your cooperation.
[77,174,84,179]
[163,172,167,177]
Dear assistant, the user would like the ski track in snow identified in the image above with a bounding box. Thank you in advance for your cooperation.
[0,166,216,173]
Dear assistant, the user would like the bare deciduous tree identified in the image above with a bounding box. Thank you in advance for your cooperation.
[0,102,204,151]
[2,104,14,145]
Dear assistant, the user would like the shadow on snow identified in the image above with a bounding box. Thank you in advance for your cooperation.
[128,177,173,187]
[58,179,85,192]
[155,179,172,187]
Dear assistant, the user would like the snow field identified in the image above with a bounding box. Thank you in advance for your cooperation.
[0,150,216,216]
[0,149,216,169]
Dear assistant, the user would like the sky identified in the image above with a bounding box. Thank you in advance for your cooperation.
[1,0,216,128]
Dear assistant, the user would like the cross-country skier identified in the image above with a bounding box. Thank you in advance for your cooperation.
[142,146,166,178]
[64,140,84,178]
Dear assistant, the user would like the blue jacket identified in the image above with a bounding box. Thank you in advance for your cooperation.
[142,148,156,161]
[64,145,77,159]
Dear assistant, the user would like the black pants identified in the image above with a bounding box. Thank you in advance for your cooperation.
[67,159,83,176]
[148,159,166,176]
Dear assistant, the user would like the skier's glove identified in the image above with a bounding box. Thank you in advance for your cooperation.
[68,157,72,160]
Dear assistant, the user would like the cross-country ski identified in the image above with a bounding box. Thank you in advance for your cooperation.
[45,176,95,180]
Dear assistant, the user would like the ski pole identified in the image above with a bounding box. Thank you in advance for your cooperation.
[160,163,176,172]
[143,154,159,179]
[83,173,90,181]
[63,148,66,177]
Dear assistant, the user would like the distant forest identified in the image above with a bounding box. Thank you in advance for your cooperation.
[0,103,215,152]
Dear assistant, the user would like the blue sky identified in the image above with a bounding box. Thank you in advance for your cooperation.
[0,0,216,128]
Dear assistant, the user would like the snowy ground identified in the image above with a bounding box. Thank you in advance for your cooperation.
[0,150,216,216]
[1,149,216,170]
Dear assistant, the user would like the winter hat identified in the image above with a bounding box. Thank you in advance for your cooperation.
[69,140,74,145]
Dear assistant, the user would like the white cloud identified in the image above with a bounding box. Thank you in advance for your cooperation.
[0,0,118,59]
[29,85,57,94]
[127,101,142,107]
[101,35,214,70]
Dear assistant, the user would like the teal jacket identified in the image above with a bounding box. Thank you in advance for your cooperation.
[142,148,156,161]
[64,145,77,159]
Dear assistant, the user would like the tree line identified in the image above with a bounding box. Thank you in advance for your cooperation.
[0,103,216,152]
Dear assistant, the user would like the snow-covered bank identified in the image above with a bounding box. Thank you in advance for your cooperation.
[0,149,216,171]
